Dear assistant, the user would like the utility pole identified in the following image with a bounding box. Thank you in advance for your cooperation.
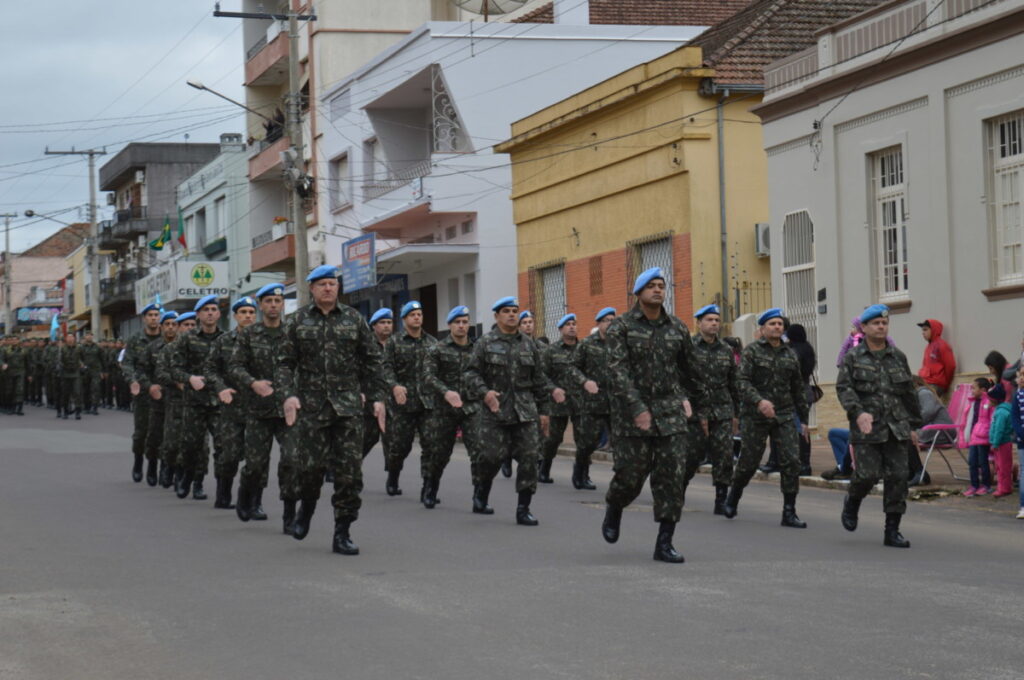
[1,213,17,334]
[44,148,106,336]
[215,3,316,306]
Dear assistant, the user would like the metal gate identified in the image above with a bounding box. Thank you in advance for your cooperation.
[529,261,566,341]
[626,232,674,313]
[781,211,816,350]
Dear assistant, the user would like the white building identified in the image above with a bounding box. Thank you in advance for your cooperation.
[756,0,1024,419]
[317,20,702,334]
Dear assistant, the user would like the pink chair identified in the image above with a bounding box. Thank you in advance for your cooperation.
[918,383,970,481]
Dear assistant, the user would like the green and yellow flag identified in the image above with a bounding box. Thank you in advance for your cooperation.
[148,217,172,250]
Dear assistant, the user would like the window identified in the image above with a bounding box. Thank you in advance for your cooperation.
[364,138,387,183]
[213,197,226,238]
[871,146,909,300]
[626,233,674,313]
[461,219,474,235]
[195,209,207,249]
[988,112,1024,285]
[329,154,351,210]
[781,211,817,351]
[589,255,603,295]
[445,225,457,240]
[529,262,566,341]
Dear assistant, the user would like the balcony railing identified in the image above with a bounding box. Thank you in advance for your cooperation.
[362,159,432,201]
[246,36,267,61]
[252,221,294,249]
[115,205,147,223]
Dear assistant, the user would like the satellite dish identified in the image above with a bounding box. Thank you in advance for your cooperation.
[451,0,529,18]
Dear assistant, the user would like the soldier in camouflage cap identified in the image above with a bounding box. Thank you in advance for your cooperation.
[836,304,921,548]
[121,303,162,482]
[723,308,810,528]
[601,268,695,564]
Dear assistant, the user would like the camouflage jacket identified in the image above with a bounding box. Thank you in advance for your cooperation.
[565,333,613,415]
[606,304,696,437]
[690,335,739,421]
[3,345,26,374]
[736,338,809,423]
[28,346,45,373]
[168,327,224,408]
[121,331,161,383]
[541,339,578,417]
[79,342,104,373]
[43,345,60,375]
[422,335,479,416]
[137,337,169,393]
[229,322,286,420]
[275,302,385,418]
[154,338,184,404]
[57,345,85,378]
[382,331,438,413]
[836,342,922,444]
[464,329,553,425]
[204,329,243,420]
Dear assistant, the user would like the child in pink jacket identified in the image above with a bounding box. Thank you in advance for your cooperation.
[962,377,995,496]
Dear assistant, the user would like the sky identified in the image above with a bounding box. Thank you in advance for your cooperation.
[0,1,246,252]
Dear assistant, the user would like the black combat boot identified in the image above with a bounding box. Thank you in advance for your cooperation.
[176,469,194,499]
[235,485,253,522]
[385,468,402,496]
[172,466,184,492]
[515,490,539,526]
[653,520,685,563]
[282,500,297,535]
[713,484,728,516]
[192,475,207,501]
[538,458,554,484]
[841,494,861,532]
[145,459,158,487]
[291,499,317,541]
[250,489,267,520]
[500,455,512,479]
[332,519,360,555]
[432,478,442,506]
[15,403,23,415]
[571,461,584,489]
[158,462,172,489]
[602,505,622,544]
[131,454,144,483]
[472,481,494,515]
[324,469,335,484]
[213,477,234,509]
[722,484,744,519]
[579,461,596,490]
[780,492,807,528]
[883,513,911,548]
[422,478,437,509]
[74,408,81,420]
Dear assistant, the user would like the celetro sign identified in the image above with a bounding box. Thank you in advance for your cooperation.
[134,260,231,309]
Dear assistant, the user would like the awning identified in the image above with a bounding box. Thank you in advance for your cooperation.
[361,199,474,240]
[377,243,479,272]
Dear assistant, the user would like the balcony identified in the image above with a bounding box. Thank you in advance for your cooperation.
[249,135,290,181]
[245,27,289,86]
[100,268,149,314]
[98,220,127,250]
[111,206,165,239]
[362,160,432,201]
[251,222,296,274]
[202,236,227,259]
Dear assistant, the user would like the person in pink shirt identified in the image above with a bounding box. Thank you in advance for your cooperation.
[962,377,995,496]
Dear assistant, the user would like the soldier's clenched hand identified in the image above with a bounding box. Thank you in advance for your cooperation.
[484,390,501,413]
[583,380,599,395]
[148,385,162,400]
[393,385,408,405]
[284,396,301,426]
[130,381,141,396]
[856,412,873,435]
[218,388,235,405]
[188,375,205,391]
[552,387,566,404]
[444,390,463,408]
[682,399,692,419]
[540,415,550,438]
[374,401,386,432]
[634,410,652,431]
[251,380,273,397]
[757,399,775,419]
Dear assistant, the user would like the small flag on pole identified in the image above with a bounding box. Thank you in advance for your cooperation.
[149,217,172,250]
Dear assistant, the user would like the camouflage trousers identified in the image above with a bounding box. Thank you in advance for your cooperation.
[384,408,429,474]
[179,404,223,478]
[850,435,909,515]
[573,412,610,465]
[240,416,295,499]
[59,376,82,414]
[145,400,165,462]
[684,418,735,489]
[215,409,245,480]
[131,393,153,457]
[541,414,580,464]
[421,408,483,485]
[733,415,800,495]
[287,404,363,521]
[83,371,101,410]
[477,416,540,494]
[162,398,182,467]
[606,434,686,523]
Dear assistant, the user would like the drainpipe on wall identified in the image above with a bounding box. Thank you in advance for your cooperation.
[717,88,730,319]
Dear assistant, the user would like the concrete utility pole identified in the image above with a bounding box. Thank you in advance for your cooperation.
[1,213,17,334]
[44,148,106,335]
[214,3,316,306]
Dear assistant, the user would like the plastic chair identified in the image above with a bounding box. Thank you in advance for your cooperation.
[918,383,970,481]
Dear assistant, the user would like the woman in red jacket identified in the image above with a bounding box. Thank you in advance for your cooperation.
[917,319,956,396]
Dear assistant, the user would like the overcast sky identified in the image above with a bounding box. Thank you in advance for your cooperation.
[0,1,246,251]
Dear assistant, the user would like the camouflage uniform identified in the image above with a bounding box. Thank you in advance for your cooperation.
[57,343,84,415]
[362,337,389,461]
[136,336,170,464]
[275,302,385,521]
[229,322,294,498]
[204,329,246,482]
[421,335,482,486]
[27,342,44,405]
[168,327,225,482]
[79,339,104,413]
[2,341,26,412]
[44,341,60,409]
[565,332,613,468]
[122,331,161,458]
[836,343,922,514]
[539,339,580,472]
[604,304,696,523]
[684,335,739,494]
[732,338,809,495]
[155,339,198,482]
[381,331,438,479]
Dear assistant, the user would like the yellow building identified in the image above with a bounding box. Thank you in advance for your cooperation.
[65,245,114,338]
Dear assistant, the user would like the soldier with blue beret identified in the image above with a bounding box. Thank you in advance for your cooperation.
[121,302,164,484]
[362,308,395,464]
[538,313,578,485]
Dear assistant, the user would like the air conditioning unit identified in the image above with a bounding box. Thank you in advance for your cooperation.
[135,170,145,184]
[106,192,116,206]
[754,222,771,258]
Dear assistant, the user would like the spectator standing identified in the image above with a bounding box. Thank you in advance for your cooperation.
[963,377,995,496]
[988,383,1014,497]
[1010,368,1024,518]
[984,351,1014,402]
[917,319,956,396]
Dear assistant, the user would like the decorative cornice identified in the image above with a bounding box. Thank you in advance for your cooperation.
[834,96,928,133]
[945,64,1024,99]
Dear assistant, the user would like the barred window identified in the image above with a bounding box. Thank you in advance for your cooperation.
[871,146,910,300]
[988,111,1024,285]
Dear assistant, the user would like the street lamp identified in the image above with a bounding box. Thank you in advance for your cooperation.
[187,80,272,121]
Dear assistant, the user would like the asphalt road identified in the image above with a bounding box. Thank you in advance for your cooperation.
[2,406,1023,680]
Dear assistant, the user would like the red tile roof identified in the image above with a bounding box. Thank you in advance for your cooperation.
[689,0,886,86]
[20,223,91,257]
[512,0,753,26]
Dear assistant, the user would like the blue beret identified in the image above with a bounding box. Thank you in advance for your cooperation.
[859,304,890,324]
[557,313,576,329]
[159,311,178,324]
[492,296,518,312]
[446,305,470,324]
[176,312,196,323]
[231,297,257,313]
[369,308,393,325]
[256,283,285,299]
[306,264,338,282]
[595,307,616,322]
[194,295,219,312]
[518,310,533,321]
[757,307,784,325]
[695,303,721,319]
[400,300,423,318]
[140,303,161,315]
[632,267,665,295]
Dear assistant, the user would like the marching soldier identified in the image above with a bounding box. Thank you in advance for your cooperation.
[420,305,482,509]
[122,304,163,481]
[723,308,810,528]
[276,265,386,555]
[44,336,61,411]
[114,339,131,411]
[362,308,393,462]
[2,336,27,415]
[539,313,581,484]
[601,268,695,563]
[464,296,560,524]
[230,284,295,531]
[836,304,921,548]
[157,312,197,488]
[684,304,739,515]
[381,300,438,498]
[57,333,85,420]
[168,295,224,501]
[205,296,258,511]
[80,332,103,415]
[137,312,179,486]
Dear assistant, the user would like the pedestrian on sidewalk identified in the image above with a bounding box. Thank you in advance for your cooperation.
[1010,368,1024,518]
[917,319,956,398]
[963,377,995,497]
[988,383,1015,498]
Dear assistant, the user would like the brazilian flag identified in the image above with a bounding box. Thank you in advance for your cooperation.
[148,217,172,250]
